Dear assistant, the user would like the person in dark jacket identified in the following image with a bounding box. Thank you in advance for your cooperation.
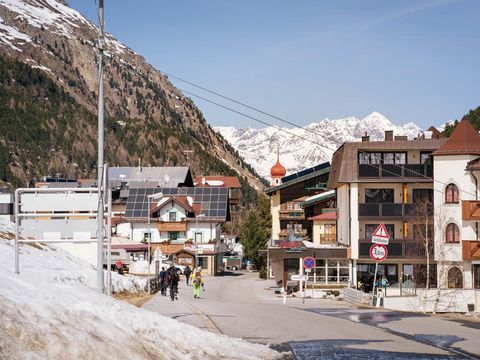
[166,262,179,301]
[184,265,192,285]
[158,267,167,296]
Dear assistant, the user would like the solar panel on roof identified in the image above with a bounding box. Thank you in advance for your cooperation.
[125,187,229,221]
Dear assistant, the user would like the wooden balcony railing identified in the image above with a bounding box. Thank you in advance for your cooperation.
[279,209,305,220]
[462,241,480,260]
[319,234,336,244]
[462,201,480,221]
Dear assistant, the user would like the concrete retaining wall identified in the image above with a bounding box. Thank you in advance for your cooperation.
[383,289,479,313]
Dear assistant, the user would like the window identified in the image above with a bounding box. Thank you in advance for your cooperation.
[445,223,460,243]
[371,153,382,165]
[365,224,395,239]
[365,189,394,203]
[194,232,202,243]
[197,256,208,270]
[447,266,463,288]
[420,152,432,164]
[359,153,370,164]
[445,183,459,204]
[394,153,406,164]
[474,265,480,289]
[413,189,433,203]
[169,211,177,222]
[358,152,407,165]
[312,259,349,285]
[383,153,394,164]
[169,232,180,241]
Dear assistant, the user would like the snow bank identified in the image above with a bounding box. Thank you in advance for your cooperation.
[0,220,282,359]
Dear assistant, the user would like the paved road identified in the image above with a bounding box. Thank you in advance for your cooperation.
[143,272,480,359]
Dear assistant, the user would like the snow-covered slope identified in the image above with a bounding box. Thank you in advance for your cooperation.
[215,112,422,179]
[0,219,282,360]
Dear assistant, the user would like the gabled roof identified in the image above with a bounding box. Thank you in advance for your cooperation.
[308,211,336,221]
[265,162,330,194]
[108,167,194,187]
[194,176,241,188]
[152,196,195,215]
[434,119,480,156]
[466,158,480,171]
[300,190,336,208]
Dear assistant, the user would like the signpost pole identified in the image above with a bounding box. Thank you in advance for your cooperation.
[371,261,378,306]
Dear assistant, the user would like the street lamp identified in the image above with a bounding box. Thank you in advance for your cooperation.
[147,192,163,294]
[194,213,206,269]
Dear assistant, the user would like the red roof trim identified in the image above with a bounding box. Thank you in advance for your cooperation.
[308,212,337,221]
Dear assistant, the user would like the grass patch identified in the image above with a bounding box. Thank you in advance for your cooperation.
[113,291,153,307]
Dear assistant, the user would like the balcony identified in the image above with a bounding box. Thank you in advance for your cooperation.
[462,201,480,221]
[229,197,240,205]
[358,239,428,259]
[319,234,336,244]
[358,164,433,179]
[359,203,433,219]
[157,221,187,232]
[279,209,305,220]
[462,241,480,260]
[278,229,307,240]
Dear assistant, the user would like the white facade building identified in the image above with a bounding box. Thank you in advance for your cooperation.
[433,119,480,293]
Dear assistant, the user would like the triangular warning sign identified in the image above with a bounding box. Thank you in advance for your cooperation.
[372,224,389,238]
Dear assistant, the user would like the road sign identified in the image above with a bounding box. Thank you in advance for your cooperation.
[303,257,315,270]
[371,224,390,245]
[291,275,309,281]
[369,244,388,261]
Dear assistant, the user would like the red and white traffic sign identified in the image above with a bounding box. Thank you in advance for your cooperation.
[369,244,388,261]
[371,224,390,245]
[303,257,316,270]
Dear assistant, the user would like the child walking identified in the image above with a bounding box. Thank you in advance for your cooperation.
[193,267,204,299]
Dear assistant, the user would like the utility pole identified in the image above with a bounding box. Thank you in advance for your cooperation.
[96,0,105,293]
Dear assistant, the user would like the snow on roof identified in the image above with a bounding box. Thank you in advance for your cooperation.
[0,219,281,359]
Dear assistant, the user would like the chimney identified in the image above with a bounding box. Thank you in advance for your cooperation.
[361,132,370,142]
[385,130,394,141]
[201,177,206,185]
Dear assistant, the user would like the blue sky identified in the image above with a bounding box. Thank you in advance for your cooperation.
[68,0,479,129]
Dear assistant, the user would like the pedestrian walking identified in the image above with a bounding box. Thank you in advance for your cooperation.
[184,265,192,285]
[166,262,179,301]
[193,267,204,299]
[158,267,167,296]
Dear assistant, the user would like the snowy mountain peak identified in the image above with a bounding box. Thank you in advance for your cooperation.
[215,113,423,179]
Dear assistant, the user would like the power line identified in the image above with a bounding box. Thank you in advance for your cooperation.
[174,76,476,199]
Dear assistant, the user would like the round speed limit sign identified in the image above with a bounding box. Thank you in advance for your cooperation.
[369,244,388,261]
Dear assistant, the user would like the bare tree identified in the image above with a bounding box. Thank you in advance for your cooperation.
[411,201,435,290]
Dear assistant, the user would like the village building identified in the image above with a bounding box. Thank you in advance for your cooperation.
[328,130,447,290]
[122,187,230,276]
[0,188,13,222]
[433,119,480,292]
[265,150,345,289]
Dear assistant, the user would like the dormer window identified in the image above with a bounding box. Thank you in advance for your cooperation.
[169,211,177,222]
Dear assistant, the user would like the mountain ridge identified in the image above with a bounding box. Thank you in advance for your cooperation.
[0,0,265,196]
[215,112,423,179]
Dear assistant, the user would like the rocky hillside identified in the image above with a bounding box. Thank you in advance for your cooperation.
[216,112,422,179]
[0,0,265,194]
